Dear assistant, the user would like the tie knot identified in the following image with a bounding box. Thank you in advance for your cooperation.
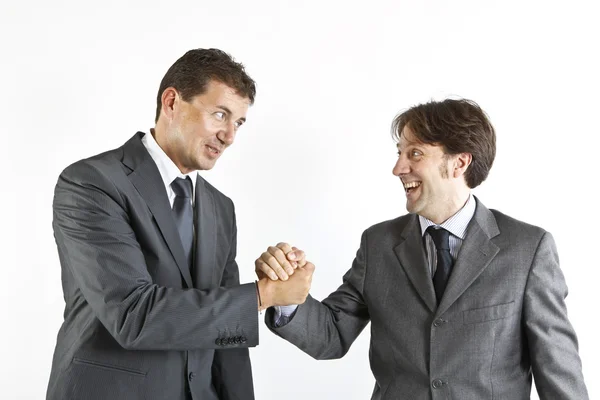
[426,226,450,251]
[171,177,193,198]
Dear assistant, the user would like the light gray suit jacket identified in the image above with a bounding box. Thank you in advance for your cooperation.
[47,132,258,400]
[266,199,588,399]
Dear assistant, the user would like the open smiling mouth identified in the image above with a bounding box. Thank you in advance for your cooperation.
[206,145,221,155]
[403,181,421,194]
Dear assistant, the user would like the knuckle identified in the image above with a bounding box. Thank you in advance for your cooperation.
[269,245,281,254]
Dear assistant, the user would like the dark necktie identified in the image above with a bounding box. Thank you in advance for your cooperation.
[426,226,454,304]
[171,177,194,271]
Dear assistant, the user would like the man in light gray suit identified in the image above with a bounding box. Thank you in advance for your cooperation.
[47,48,313,400]
[257,99,588,399]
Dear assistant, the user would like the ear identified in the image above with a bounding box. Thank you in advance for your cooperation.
[452,152,472,179]
[160,87,179,121]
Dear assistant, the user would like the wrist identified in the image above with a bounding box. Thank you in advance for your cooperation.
[257,278,273,311]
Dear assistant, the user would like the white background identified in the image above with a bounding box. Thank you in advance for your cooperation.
[1,0,598,399]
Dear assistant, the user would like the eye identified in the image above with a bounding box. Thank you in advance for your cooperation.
[234,120,244,129]
[410,149,422,158]
[214,111,225,120]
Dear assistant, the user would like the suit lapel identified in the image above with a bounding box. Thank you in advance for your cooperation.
[394,214,437,313]
[435,199,500,316]
[122,132,194,288]
[193,174,217,289]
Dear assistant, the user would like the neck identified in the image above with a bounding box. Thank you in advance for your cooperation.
[150,126,165,150]
[151,126,189,174]
[427,189,471,225]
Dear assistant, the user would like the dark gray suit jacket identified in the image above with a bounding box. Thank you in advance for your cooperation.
[47,132,258,400]
[267,199,588,399]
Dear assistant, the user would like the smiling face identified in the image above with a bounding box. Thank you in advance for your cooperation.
[156,79,250,173]
[392,125,472,224]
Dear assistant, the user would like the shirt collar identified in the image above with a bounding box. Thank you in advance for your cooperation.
[141,130,197,197]
[419,194,476,239]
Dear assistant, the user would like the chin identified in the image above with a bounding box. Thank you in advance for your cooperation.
[194,158,218,171]
[406,199,424,215]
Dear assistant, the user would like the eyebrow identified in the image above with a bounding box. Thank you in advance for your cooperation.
[217,105,246,123]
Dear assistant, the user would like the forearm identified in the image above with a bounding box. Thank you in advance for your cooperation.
[56,233,259,351]
[74,272,259,351]
[267,289,369,360]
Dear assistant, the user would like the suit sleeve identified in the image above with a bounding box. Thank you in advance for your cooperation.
[212,207,255,400]
[523,232,589,399]
[265,230,371,360]
[53,162,259,351]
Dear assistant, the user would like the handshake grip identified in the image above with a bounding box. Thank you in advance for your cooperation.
[255,242,315,310]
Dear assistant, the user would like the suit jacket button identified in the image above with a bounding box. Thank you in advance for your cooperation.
[432,379,443,389]
[227,337,234,345]
[433,319,444,327]
[241,336,247,343]
[189,372,196,381]
[215,338,221,346]
[220,339,227,346]
[234,336,241,344]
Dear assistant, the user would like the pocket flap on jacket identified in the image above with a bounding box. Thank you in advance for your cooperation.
[72,357,146,377]
[463,301,516,324]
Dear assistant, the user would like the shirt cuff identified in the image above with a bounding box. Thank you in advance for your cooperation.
[273,305,298,327]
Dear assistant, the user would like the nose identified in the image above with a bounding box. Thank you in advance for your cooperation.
[217,122,236,146]
[392,154,410,176]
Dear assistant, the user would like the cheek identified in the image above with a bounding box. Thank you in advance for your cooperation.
[193,119,216,138]
[181,122,204,143]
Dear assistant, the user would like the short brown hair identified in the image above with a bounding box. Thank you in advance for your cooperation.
[155,48,256,122]
[391,98,496,188]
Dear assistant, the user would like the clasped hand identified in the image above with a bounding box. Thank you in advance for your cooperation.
[255,242,314,310]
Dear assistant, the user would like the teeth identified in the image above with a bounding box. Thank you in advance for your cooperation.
[403,181,421,189]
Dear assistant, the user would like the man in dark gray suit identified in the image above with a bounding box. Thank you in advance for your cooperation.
[257,99,588,399]
[47,48,313,400]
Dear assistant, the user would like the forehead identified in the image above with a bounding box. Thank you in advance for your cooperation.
[193,80,250,112]
[397,126,423,148]
[396,126,444,153]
